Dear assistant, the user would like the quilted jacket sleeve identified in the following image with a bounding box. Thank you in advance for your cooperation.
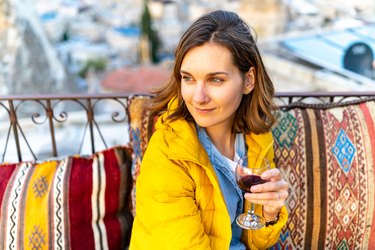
[242,136,288,249]
[129,130,211,250]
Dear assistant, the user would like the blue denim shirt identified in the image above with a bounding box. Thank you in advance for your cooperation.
[197,126,246,250]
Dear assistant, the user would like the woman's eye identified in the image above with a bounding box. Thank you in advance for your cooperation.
[210,77,223,84]
[181,76,193,82]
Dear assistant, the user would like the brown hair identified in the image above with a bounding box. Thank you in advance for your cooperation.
[149,10,277,134]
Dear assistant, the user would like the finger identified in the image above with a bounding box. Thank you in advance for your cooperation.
[250,180,288,193]
[261,168,283,181]
[274,190,289,201]
[245,190,288,202]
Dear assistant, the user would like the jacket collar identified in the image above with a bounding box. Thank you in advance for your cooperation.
[245,133,274,159]
[155,97,274,164]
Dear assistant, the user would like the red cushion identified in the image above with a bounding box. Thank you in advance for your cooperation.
[0,146,132,249]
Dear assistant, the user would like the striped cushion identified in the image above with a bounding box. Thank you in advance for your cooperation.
[271,100,375,249]
[0,146,132,250]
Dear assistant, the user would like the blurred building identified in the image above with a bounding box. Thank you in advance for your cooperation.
[3,0,375,94]
[101,64,170,93]
[260,23,375,92]
[0,0,76,94]
[105,26,141,65]
[238,0,288,38]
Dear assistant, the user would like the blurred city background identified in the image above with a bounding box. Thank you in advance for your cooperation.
[0,0,375,162]
[1,0,375,96]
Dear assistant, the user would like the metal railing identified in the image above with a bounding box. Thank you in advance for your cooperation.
[0,92,374,163]
[0,94,148,162]
[275,91,375,109]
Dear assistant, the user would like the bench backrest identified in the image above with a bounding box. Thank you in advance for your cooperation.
[128,94,375,249]
[1,93,375,248]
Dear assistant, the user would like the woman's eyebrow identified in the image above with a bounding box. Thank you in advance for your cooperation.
[180,70,191,75]
[207,72,229,76]
[180,70,229,76]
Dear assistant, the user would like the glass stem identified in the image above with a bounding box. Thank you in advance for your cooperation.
[249,202,255,214]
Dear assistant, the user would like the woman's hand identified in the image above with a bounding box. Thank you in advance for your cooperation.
[244,168,289,221]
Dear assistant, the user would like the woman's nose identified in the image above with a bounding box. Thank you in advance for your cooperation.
[193,82,209,104]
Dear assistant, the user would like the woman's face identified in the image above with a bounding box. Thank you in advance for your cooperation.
[180,43,254,134]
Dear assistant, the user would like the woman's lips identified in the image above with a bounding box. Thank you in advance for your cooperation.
[194,107,215,113]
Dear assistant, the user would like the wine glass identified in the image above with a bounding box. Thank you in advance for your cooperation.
[235,153,270,230]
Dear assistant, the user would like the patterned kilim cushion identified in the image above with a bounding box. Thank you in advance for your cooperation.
[0,146,133,249]
[271,99,375,249]
[127,95,153,215]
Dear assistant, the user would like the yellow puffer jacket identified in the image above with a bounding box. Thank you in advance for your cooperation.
[130,102,288,250]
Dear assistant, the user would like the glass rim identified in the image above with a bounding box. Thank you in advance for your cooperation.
[237,154,270,169]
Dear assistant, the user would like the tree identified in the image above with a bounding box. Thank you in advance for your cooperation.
[78,58,107,78]
[141,1,160,63]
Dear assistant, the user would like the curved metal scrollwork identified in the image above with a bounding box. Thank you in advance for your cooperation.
[52,99,88,123]
[15,100,48,125]
[0,92,373,163]
[275,92,375,110]
[0,94,134,162]
[91,97,129,123]
[55,111,68,123]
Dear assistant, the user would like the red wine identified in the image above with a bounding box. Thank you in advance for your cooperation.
[237,175,267,193]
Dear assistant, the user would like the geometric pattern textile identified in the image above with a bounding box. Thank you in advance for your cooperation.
[331,129,356,174]
[0,146,133,250]
[270,100,375,249]
[272,111,298,149]
[127,95,154,216]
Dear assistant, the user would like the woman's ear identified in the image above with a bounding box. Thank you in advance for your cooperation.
[243,67,255,95]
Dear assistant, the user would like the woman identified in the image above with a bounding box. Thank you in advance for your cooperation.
[130,10,289,250]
